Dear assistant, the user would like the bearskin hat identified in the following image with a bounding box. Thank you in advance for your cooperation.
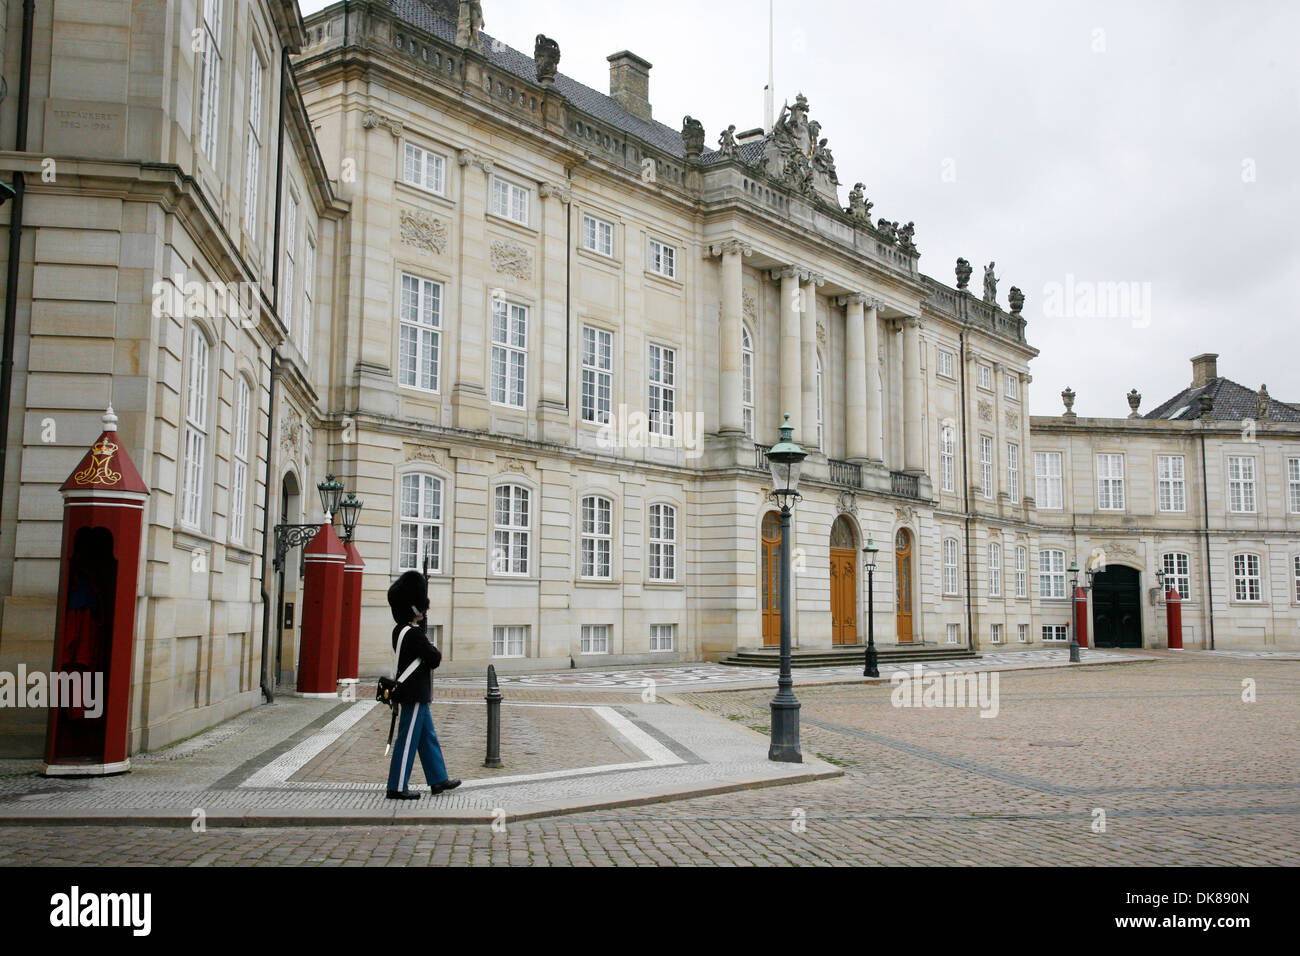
[387,570,430,624]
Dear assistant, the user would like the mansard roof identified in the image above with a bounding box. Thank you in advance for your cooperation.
[1145,378,1300,422]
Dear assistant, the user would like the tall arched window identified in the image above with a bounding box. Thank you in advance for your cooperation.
[815,353,824,450]
[648,503,677,582]
[180,326,212,530]
[741,325,755,438]
[493,484,531,575]
[580,495,613,579]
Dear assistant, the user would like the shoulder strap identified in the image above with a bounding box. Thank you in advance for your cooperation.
[394,625,421,685]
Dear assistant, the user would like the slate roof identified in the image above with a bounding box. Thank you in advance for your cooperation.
[1144,377,1300,422]
[384,0,688,157]
[701,138,770,166]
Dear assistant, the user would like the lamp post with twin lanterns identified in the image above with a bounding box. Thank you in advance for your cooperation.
[765,414,807,763]
[1067,560,1098,663]
[862,536,879,678]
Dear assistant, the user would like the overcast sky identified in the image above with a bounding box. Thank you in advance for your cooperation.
[299,0,1299,417]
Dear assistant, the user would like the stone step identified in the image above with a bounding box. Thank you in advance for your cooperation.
[718,645,980,668]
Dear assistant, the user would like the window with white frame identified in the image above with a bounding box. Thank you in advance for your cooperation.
[1043,624,1068,642]
[398,274,442,392]
[180,328,211,529]
[1158,455,1186,512]
[491,176,529,225]
[492,485,530,575]
[648,503,677,582]
[282,192,298,331]
[945,623,960,645]
[242,50,264,230]
[1017,623,1029,643]
[1016,546,1028,598]
[815,354,824,450]
[427,625,442,649]
[581,214,614,257]
[580,495,612,579]
[989,542,1002,597]
[581,624,610,655]
[1228,456,1256,513]
[940,425,955,492]
[1005,373,1019,399]
[943,538,959,595]
[648,239,676,279]
[1035,452,1063,509]
[1289,458,1300,514]
[492,625,527,658]
[301,240,315,361]
[1039,549,1066,599]
[1161,551,1190,599]
[1097,454,1125,510]
[979,435,994,499]
[1007,443,1020,501]
[977,364,992,390]
[1232,553,1261,602]
[403,142,446,194]
[937,350,954,379]
[1293,554,1300,603]
[580,326,613,424]
[399,473,443,573]
[650,623,675,651]
[197,0,224,164]
[647,343,676,437]
[230,377,251,543]
[490,300,528,408]
[990,623,1003,644]
[742,325,755,438]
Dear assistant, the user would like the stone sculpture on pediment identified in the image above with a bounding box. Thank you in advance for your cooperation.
[534,35,560,84]
[718,124,738,157]
[846,183,873,224]
[761,93,839,205]
[876,219,898,243]
[983,262,998,306]
[681,115,705,159]
[897,221,917,256]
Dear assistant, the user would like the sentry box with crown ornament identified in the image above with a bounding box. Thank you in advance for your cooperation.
[44,408,149,776]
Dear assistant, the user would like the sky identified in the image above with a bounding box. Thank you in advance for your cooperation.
[298,0,1300,417]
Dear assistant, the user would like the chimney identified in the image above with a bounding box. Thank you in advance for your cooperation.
[1190,353,1219,388]
[607,51,652,122]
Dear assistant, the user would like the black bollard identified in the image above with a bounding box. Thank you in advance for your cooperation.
[484,664,503,768]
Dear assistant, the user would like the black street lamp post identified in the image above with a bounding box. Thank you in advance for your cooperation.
[862,535,879,678]
[765,414,807,763]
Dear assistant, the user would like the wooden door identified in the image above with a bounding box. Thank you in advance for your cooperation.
[760,512,781,647]
[895,528,914,643]
[830,516,858,644]
[1092,566,1142,648]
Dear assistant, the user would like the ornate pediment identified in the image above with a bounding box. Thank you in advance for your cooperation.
[760,93,839,206]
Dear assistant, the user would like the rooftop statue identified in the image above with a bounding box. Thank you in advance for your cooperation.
[534,34,560,84]
[955,257,973,290]
[1008,285,1025,314]
[846,183,873,223]
[983,261,998,306]
[897,221,917,255]
[681,115,705,159]
[457,0,484,49]
[718,124,738,157]
[761,92,838,206]
[876,219,898,243]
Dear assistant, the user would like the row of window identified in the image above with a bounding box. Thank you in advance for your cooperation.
[939,427,1020,500]
[1033,452,1300,514]
[484,623,676,658]
[947,623,1040,644]
[935,351,1021,399]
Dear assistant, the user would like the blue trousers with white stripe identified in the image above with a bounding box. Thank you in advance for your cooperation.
[386,701,450,792]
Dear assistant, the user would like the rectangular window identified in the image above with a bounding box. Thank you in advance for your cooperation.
[581,624,610,655]
[742,327,754,438]
[1158,455,1186,512]
[940,426,955,493]
[980,436,994,499]
[1232,553,1261,602]
[581,214,614,256]
[1228,456,1257,513]
[181,329,210,529]
[580,495,612,580]
[230,378,251,543]
[1017,623,1029,644]
[492,485,530,576]
[1162,552,1190,600]
[945,623,960,645]
[1097,454,1125,510]
[403,142,446,194]
[490,300,528,408]
[989,543,1002,597]
[1005,374,1019,399]
[399,473,443,573]
[398,274,442,392]
[1016,546,1028,598]
[648,503,677,582]
[580,326,613,424]
[977,364,992,390]
[1035,452,1063,509]
[990,623,1003,644]
[242,51,264,230]
[648,239,677,279]
[650,623,675,652]
[647,344,676,437]
[1007,443,1020,502]
[1043,624,1068,642]
[282,193,298,332]
[1294,555,1300,603]
[491,176,530,225]
[937,350,954,378]
[1288,458,1300,514]
[1039,549,1066,599]
[427,625,442,649]
[301,241,315,361]
[943,538,959,595]
[197,0,224,163]
[492,625,527,658]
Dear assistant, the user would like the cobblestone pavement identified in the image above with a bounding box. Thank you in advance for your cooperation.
[0,656,1294,865]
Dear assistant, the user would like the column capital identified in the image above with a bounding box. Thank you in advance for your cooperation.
[708,239,753,258]
[770,265,801,282]
[457,149,495,175]
[362,109,403,137]
[539,181,572,203]
[1022,373,1033,384]
[838,293,869,307]
[800,270,826,286]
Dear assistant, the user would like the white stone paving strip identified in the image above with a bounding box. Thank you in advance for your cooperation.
[241,700,378,788]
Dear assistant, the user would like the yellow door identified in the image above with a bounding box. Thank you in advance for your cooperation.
[761,512,781,647]
[895,528,913,644]
[830,516,857,645]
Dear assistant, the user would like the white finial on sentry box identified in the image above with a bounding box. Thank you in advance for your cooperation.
[102,406,118,432]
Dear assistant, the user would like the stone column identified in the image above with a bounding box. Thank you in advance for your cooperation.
[538,182,572,443]
[841,294,868,461]
[800,271,824,450]
[902,315,924,473]
[864,299,884,462]
[712,240,752,434]
[774,267,803,440]
[453,149,494,431]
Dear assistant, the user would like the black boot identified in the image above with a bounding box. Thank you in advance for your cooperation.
[430,778,462,794]
[387,789,421,800]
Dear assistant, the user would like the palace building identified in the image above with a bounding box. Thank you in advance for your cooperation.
[0,0,1296,757]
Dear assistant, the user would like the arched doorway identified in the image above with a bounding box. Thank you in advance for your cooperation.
[895,528,914,644]
[1092,565,1142,648]
[760,511,781,647]
[830,516,858,645]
